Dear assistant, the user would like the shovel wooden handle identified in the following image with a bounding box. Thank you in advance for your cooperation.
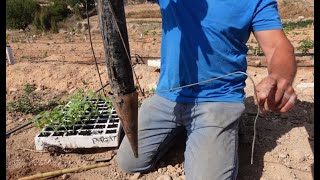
[18,162,110,180]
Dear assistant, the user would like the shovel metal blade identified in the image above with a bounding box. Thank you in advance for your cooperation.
[111,91,138,158]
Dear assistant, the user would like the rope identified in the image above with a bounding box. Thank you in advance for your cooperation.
[86,0,107,97]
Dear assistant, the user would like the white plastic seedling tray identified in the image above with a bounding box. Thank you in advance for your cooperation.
[35,100,122,151]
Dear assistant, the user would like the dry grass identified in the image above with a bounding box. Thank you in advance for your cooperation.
[278,1,314,19]
[126,9,161,18]
[125,1,314,20]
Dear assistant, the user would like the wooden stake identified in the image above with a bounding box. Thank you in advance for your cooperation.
[97,0,139,157]
[6,46,15,65]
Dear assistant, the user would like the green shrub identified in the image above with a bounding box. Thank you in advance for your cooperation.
[297,38,314,54]
[66,0,96,18]
[283,19,314,32]
[7,83,57,114]
[33,0,71,32]
[6,0,40,30]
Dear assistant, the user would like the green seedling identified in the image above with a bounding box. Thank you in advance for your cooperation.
[31,90,113,132]
[297,38,313,54]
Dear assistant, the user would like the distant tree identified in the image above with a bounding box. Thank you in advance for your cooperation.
[33,0,71,32]
[6,0,40,30]
[66,0,96,18]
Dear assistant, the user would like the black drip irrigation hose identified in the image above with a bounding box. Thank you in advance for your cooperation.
[6,121,33,137]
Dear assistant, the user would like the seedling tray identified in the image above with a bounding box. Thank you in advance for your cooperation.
[35,100,122,151]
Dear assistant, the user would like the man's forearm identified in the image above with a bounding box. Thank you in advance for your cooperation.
[254,29,297,112]
[267,39,297,84]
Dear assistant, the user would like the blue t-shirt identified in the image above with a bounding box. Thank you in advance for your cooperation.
[154,0,283,102]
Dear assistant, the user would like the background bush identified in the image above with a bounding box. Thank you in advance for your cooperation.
[6,0,158,32]
[6,0,40,30]
[33,0,71,32]
[297,38,314,54]
[66,0,96,18]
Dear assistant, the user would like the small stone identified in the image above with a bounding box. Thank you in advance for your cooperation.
[179,175,186,180]
[278,153,288,159]
[36,84,46,92]
[62,174,69,180]
[162,167,167,172]
[68,87,77,94]
[167,165,175,172]
[298,16,304,20]
[176,168,183,173]
[130,172,141,180]
[284,161,291,168]
[297,83,314,89]
[254,60,261,66]
[156,175,173,180]
[9,88,18,92]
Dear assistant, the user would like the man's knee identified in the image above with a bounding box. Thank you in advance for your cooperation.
[116,151,136,173]
[116,151,154,173]
[116,138,154,173]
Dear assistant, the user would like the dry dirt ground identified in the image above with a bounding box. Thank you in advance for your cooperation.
[6,2,314,180]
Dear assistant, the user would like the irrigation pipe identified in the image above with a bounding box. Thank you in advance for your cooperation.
[17,162,111,180]
[27,59,314,67]
[6,121,33,137]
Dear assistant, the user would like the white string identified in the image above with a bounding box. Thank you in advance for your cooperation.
[160,71,259,165]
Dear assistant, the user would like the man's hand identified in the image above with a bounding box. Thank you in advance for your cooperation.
[256,75,297,113]
[253,29,297,113]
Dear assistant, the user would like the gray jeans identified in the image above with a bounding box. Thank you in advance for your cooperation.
[116,94,245,180]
